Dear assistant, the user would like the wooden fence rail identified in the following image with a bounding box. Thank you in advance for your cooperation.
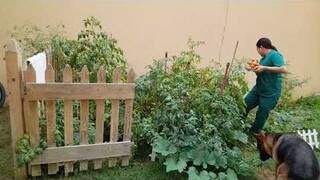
[5,39,136,179]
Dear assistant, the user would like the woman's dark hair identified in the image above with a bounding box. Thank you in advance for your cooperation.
[256,37,278,51]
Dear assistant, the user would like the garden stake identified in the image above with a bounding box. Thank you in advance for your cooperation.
[220,41,239,95]
[164,52,168,73]
[220,62,230,95]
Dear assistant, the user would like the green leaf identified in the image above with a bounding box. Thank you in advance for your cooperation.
[193,150,205,166]
[163,156,178,172]
[202,162,208,169]
[180,151,190,161]
[218,169,238,180]
[167,144,178,155]
[218,172,227,180]
[153,138,177,156]
[187,167,200,180]
[215,155,227,169]
[199,170,211,180]
[177,159,188,173]
[206,152,216,166]
[209,172,217,179]
[188,149,196,159]
[226,168,238,180]
[163,155,187,173]
[234,131,248,144]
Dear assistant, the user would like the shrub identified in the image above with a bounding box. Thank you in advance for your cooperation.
[12,17,129,166]
[133,39,251,179]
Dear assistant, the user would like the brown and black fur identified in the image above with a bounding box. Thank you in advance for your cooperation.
[255,131,320,180]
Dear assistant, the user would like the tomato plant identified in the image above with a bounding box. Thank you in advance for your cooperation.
[133,39,251,180]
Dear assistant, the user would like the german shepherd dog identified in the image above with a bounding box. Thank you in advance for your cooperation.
[255,131,320,180]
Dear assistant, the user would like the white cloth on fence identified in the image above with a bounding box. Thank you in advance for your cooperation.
[26,52,46,83]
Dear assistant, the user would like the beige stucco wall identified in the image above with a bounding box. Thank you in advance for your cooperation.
[0,1,319,99]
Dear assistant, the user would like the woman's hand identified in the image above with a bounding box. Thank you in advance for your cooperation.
[252,65,265,73]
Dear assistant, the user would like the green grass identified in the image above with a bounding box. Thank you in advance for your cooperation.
[0,106,14,179]
[64,161,185,180]
[296,95,320,117]
[30,160,186,180]
[263,95,320,132]
[240,139,277,180]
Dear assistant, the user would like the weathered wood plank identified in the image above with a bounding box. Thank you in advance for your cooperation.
[24,65,41,176]
[24,83,135,100]
[109,68,121,167]
[122,68,135,166]
[30,142,133,165]
[63,65,74,175]
[45,49,52,66]
[45,64,59,175]
[80,66,89,171]
[94,66,106,169]
[5,39,27,179]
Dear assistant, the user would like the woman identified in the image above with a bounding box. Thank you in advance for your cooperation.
[245,37,286,134]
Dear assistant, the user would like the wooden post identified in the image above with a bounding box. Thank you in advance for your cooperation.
[63,65,74,175]
[122,68,135,166]
[5,39,28,179]
[109,68,121,167]
[24,65,41,176]
[45,64,59,174]
[80,65,89,171]
[94,66,106,169]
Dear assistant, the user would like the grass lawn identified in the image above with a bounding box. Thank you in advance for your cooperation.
[61,161,186,180]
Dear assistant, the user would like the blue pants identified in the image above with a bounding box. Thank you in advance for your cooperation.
[244,87,280,133]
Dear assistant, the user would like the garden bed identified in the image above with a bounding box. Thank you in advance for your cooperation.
[1,95,319,179]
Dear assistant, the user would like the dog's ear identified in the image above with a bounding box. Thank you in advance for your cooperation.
[254,131,266,141]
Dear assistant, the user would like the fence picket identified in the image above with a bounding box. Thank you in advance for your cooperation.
[80,65,89,171]
[63,65,74,175]
[313,129,319,149]
[45,64,59,174]
[109,68,121,167]
[302,130,307,141]
[94,66,106,169]
[122,68,135,166]
[307,129,313,148]
[24,65,41,176]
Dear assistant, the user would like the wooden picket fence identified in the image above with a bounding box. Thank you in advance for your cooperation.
[5,39,135,179]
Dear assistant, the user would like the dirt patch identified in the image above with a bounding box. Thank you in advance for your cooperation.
[256,168,275,180]
[0,106,14,179]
